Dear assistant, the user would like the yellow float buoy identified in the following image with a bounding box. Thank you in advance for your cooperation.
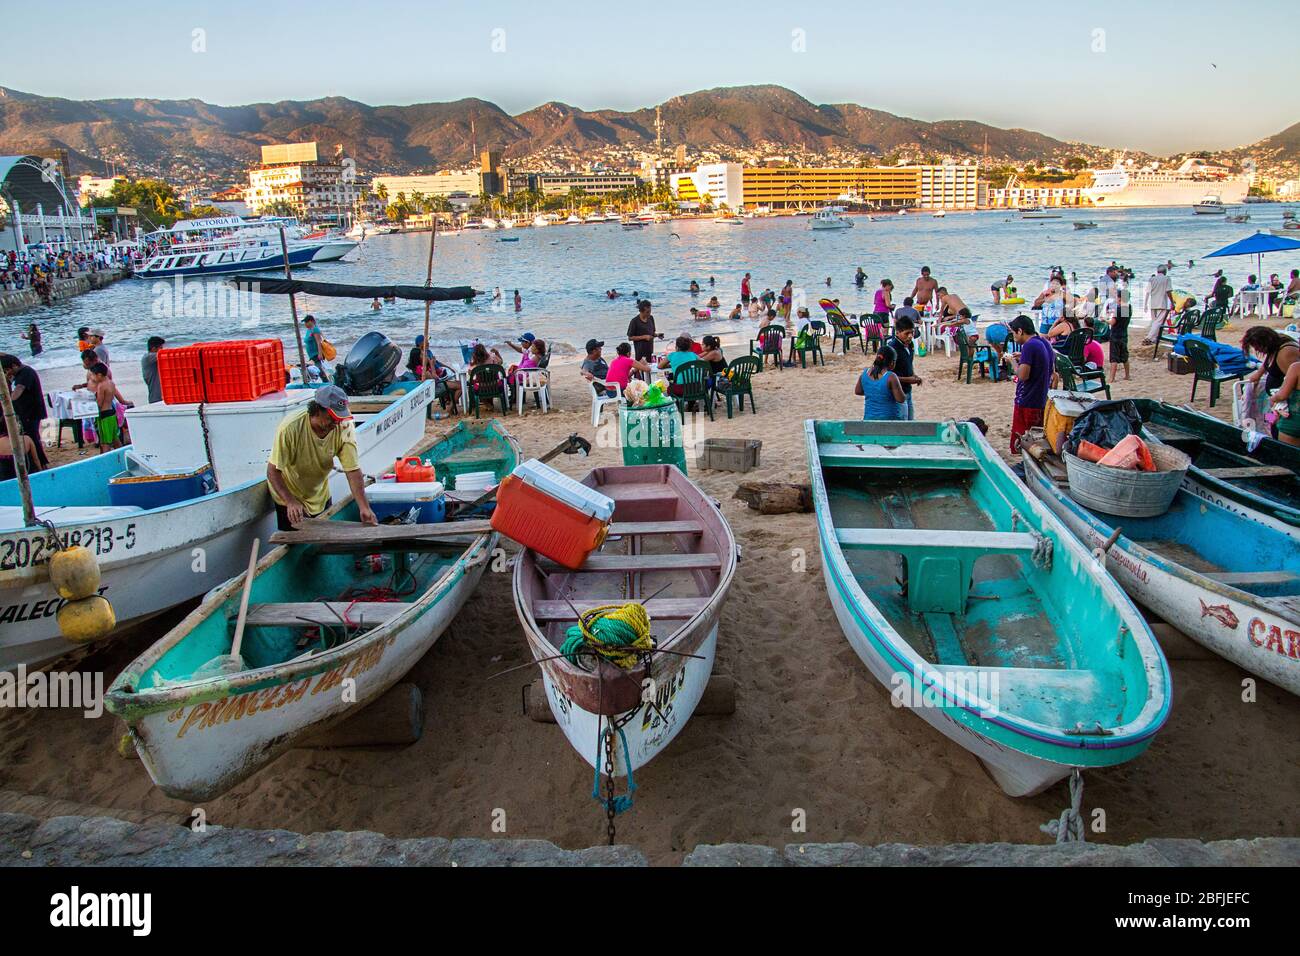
[56,595,116,643]
[48,545,102,601]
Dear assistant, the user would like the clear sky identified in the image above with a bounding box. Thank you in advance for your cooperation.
[2,0,1292,154]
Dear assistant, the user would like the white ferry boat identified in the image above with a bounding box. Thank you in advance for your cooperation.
[134,217,348,279]
[1084,164,1249,208]
[810,206,854,230]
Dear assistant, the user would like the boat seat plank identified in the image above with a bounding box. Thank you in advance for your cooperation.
[540,552,721,573]
[817,442,978,470]
[533,598,708,621]
[608,520,704,536]
[1204,570,1300,587]
[271,519,493,546]
[1201,465,1294,480]
[837,528,1038,554]
[245,602,407,628]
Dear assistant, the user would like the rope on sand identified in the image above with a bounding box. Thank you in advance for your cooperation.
[1041,769,1086,844]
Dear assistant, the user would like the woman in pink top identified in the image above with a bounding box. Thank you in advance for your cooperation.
[606,342,650,390]
[507,338,546,384]
[872,279,894,328]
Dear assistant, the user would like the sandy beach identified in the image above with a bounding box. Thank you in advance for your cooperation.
[3,326,1298,863]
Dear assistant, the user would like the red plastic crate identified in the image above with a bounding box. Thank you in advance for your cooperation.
[200,339,285,403]
[157,345,206,405]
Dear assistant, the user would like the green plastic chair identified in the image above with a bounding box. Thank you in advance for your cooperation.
[828,312,866,354]
[670,359,714,421]
[1184,338,1242,408]
[1152,308,1201,360]
[788,322,825,368]
[1062,327,1109,393]
[1198,307,1223,340]
[749,324,787,371]
[713,355,759,418]
[468,363,510,417]
[1054,351,1110,398]
[955,328,997,383]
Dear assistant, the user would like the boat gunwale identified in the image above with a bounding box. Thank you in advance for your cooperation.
[806,419,1171,752]
[105,420,518,720]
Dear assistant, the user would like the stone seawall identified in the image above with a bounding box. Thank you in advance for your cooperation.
[1,813,1295,867]
[0,268,127,317]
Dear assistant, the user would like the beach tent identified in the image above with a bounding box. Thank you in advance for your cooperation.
[1204,231,1300,281]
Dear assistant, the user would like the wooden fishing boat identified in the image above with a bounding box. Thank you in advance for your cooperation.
[0,384,436,672]
[1131,399,1300,534]
[512,464,736,777]
[105,420,518,800]
[807,420,1170,796]
[1023,439,1300,696]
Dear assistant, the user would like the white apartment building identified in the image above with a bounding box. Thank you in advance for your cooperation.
[918,165,979,209]
[670,163,744,209]
[245,142,366,224]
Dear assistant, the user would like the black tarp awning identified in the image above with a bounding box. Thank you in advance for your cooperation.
[226,276,478,301]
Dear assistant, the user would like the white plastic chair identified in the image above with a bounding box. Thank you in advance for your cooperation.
[590,379,624,427]
[516,368,550,415]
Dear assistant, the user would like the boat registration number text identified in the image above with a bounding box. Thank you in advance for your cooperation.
[1,524,138,571]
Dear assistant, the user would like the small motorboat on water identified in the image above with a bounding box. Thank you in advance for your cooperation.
[1193,195,1227,215]
[1073,221,1098,230]
[810,206,854,230]
[807,419,1170,796]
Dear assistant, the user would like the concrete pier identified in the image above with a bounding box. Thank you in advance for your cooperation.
[0,267,127,317]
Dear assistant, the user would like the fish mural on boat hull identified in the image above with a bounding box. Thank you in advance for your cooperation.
[1199,599,1240,631]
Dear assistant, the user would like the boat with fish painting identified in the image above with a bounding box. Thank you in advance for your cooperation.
[1023,436,1300,696]
[807,419,1170,796]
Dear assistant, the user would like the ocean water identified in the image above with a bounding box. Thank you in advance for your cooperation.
[4,205,1296,373]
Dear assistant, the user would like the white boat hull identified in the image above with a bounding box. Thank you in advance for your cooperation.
[126,537,494,801]
[818,543,1072,797]
[542,626,717,777]
[0,385,434,671]
[310,238,360,261]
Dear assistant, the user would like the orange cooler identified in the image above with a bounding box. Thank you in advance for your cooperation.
[491,459,615,569]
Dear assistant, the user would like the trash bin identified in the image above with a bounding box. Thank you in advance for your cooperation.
[619,403,687,474]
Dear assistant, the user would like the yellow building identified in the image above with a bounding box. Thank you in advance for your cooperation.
[742,165,922,209]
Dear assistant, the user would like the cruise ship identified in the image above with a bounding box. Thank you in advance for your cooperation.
[1083,162,1249,208]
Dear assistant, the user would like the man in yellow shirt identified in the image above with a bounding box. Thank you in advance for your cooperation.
[266,385,377,530]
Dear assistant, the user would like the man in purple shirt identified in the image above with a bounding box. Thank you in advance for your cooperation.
[1008,315,1053,454]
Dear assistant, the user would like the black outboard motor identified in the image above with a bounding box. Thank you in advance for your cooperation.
[334,331,401,395]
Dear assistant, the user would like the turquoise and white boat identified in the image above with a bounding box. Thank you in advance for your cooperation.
[105,420,519,801]
[806,420,1170,796]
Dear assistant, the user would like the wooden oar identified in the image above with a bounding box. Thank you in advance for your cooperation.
[230,539,261,664]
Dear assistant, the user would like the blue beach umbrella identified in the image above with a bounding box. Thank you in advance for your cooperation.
[1204,231,1300,282]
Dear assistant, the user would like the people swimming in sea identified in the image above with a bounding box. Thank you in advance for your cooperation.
[689,306,712,321]
[689,280,701,294]
[728,303,743,320]
[606,289,620,299]
[707,295,720,309]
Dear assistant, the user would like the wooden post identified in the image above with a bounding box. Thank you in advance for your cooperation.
[0,368,37,527]
[278,226,310,377]
[420,219,438,380]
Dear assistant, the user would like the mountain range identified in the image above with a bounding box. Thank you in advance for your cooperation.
[0,84,1293,182]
